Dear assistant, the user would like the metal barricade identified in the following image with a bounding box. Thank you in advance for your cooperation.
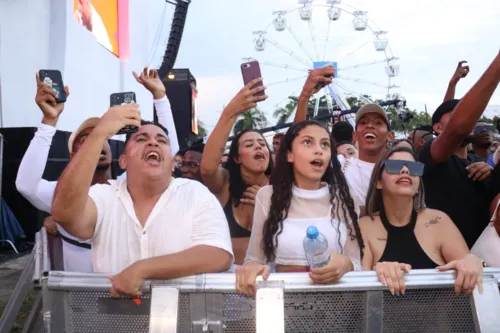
[32,231,500,333]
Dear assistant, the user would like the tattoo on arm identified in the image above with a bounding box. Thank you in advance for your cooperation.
[376,237,387,241]
[425,216,441,227]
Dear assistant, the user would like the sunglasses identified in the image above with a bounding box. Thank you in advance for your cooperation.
[383,160,424,177]
[181,161,200,168]
[473,125,494,134]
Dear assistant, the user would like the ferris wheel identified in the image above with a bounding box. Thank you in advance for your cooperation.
[246,0,401,127]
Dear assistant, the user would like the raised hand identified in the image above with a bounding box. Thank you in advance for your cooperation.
[35,72,70,126]
[93,103,142,139]
[301,66,335,98]
[133,67,166,99]
[373,261,411,296]
[223,78,268,117]
[450,61,470,85]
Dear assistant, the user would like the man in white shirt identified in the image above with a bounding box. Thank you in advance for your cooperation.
[337,104,393,213]
[15,69,179,272]
[51,105,233,298]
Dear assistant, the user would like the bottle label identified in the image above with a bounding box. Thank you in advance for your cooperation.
[308,251,330,268]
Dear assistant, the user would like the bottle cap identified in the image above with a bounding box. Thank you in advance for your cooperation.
[306,226,319,239]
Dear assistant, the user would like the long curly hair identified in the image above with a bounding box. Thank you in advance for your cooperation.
[224,129,273,206]
[365,146,426,219]
[262,120,363,262]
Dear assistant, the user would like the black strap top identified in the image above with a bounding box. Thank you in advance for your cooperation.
[377,209,438,269]
[223,199,251,238]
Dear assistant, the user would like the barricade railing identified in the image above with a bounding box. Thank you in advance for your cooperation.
[32,231,500,333]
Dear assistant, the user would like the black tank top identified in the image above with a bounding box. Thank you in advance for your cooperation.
[378,209,438,269]
[223,199,251,238]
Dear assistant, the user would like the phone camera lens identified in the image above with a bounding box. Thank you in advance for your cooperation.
[124,97,131,103]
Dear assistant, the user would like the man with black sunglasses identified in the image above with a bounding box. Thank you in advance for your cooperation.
[472,122,495,160]
[180,142,204,183]
[419,52,500,248]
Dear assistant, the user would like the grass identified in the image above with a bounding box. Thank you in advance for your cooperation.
[0,289,38,332]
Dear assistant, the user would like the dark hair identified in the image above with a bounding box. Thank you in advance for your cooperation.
[224,129,273,207]
[335,140,355,150]
[262,120,363,262]
[332,121,354,144]
[273,133,285,140]
[124,120,169,147]
[365,146,425,219]
[389,139,415,151]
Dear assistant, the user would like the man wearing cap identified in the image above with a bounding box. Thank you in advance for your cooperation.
[337,104,394,211]
[15,68,178,272]
[418,52,500,248]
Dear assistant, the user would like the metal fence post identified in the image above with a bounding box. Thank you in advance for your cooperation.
[364,291,383,333]
[256,283,285,333]
[470,277,500,333]
[149,286,180,333]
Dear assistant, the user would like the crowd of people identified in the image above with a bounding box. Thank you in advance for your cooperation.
[14,51,500,298]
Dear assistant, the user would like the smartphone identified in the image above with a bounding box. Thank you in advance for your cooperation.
[39,70,67,103]
[313,63,335,90]
[241,61,265,97]
[110,92,138,135]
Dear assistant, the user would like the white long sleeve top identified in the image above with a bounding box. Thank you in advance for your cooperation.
[15,96,179,215]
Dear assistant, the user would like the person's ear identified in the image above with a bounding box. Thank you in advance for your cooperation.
[119,154,127,170]
[376,179,383,190]
[287,150,294,163]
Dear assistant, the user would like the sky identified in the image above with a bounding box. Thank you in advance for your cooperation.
[148,0,500,133]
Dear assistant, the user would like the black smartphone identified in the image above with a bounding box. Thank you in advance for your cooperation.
[110,92,138,135]
[39,70,67,103]
[313,64,335,90]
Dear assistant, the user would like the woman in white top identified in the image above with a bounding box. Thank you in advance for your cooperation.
[236,120,363,296]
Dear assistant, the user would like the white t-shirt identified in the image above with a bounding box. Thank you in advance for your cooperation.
[88,178,234,273]
[245,184,361,271]
[337,155,375,210]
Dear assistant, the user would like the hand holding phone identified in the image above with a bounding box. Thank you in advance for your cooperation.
[301,66,335,98]
[95,103,141,139]
[110,92,139,134]
[241,61,266,97]
[38,70,67,103]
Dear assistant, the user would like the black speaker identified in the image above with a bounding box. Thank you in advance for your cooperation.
[162,69,200,151]
[0,127,124,240]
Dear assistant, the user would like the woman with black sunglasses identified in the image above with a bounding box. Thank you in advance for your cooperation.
[359,146,484,296]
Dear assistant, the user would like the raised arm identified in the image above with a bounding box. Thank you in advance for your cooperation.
[293,66,335,124]
[133,67,180,156]
[51,104,141,239]
[16,73,69,212]
[430,52,500,163]
[201,78,266,196]
[443,61,470,102]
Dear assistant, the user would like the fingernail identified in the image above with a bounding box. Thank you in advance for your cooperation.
[402,290,406,296]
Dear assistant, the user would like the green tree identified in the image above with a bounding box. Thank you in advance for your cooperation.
[233,108,268,135]
[273,96,298,125]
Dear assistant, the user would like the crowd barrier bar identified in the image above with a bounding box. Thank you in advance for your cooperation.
[31,230,500,333]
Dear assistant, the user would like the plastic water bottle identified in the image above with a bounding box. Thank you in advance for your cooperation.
[303,226,330,268]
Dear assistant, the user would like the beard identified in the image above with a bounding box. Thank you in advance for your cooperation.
[96,162,111,171]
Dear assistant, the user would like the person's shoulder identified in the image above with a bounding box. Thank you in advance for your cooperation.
[419,208,452,225]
